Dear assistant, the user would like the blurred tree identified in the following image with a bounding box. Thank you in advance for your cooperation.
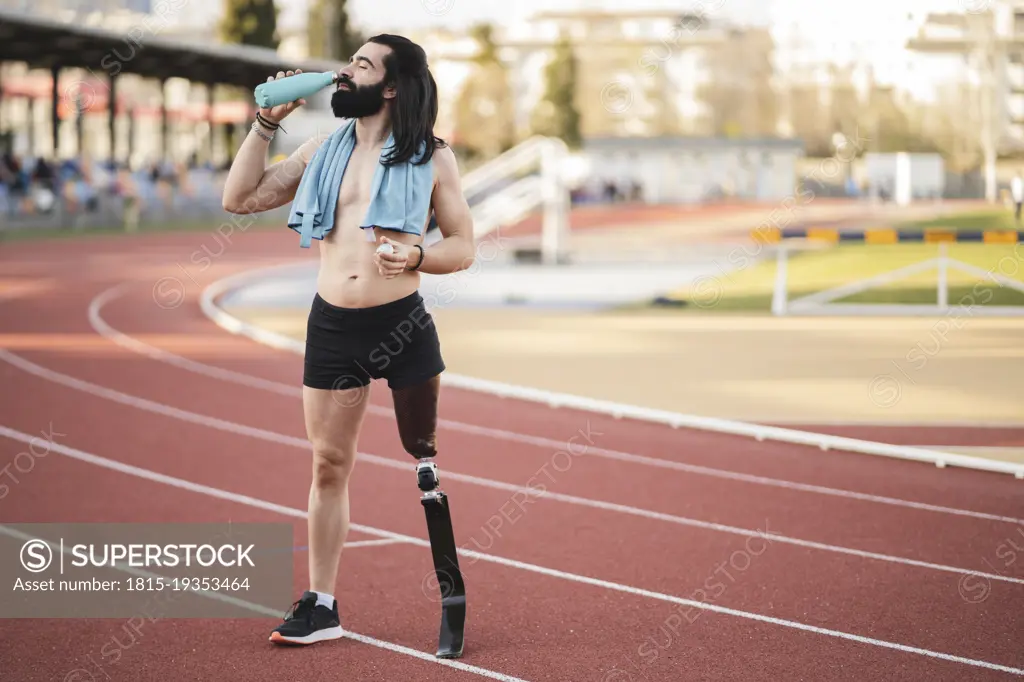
[827,64,861,145]
[787,84,832,156]
[531,34,582,148]
[469,23,499,63]
[453,24,516,159]
[921,81,983,170]
[860,83,941,155]
[308,0,364,61]
[220,0,280,50]
[697,28,777,138]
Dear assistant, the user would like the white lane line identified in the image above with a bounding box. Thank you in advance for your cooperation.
[90,284,304,398]
[422,422,1024,526]
[0,425,1020,678]
[88,286,1024,526]
[0,524,527,682]
[3,348,1021,588]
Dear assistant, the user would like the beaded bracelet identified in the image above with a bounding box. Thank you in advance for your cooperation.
[251,121,274,142]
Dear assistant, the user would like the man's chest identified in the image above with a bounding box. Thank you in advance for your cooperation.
[337,148,382,207]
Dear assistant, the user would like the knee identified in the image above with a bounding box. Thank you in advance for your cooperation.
[401,432,437,460]
[311,444,356,490]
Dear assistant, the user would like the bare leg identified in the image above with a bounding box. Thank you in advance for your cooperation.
[303,383,371,593]
[391,375,440,459]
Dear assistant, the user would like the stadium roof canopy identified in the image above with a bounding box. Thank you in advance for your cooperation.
[0,7,342,89]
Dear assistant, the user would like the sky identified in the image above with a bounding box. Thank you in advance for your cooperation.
[277,0,775,31]
[287,0,973,33]
[206,0,975,101]
[312,0,970,100]
[768,0,974,101]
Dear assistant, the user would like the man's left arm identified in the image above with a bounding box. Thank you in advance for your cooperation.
[417,145,477,274]
[375,146,476,277]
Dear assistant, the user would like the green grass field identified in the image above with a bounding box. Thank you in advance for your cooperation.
[657,242,1024,312]
[893,208,1021,232]
[651,207,1024,313]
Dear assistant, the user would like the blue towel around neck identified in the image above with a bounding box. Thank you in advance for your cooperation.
[287,120,434,248]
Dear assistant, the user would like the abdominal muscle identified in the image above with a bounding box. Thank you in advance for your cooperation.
[314,198,431,309]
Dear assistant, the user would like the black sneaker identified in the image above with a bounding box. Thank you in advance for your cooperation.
[269,591,343,645]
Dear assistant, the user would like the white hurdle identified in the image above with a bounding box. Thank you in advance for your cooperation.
[772,241,1024,317]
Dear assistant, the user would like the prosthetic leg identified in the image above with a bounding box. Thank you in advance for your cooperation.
[416,459,466,658]
[393,378,466,659]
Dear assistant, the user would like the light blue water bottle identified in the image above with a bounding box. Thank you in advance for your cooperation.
[253,71,337,109]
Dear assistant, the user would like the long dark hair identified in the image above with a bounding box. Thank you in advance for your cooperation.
[369,34,447,166]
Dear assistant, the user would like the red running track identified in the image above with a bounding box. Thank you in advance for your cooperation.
[1,228,1023,682]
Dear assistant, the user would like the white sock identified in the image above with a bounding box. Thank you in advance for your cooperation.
[314,591,335,609]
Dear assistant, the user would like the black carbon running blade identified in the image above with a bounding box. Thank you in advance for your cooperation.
[422,491,466,659]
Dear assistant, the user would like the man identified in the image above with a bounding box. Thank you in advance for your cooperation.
[222,34,475,646]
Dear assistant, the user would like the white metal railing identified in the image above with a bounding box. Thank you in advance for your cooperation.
[470,175,544,237]
[456,136,570,264]
[460,136,562,197]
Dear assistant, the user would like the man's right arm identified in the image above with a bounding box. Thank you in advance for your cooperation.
[221,68,328,214]
[221,131,324,214]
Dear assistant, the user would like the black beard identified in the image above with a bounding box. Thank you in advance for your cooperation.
[330,80,386,119]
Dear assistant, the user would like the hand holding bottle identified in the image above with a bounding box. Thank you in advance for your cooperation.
[255,69,338,123]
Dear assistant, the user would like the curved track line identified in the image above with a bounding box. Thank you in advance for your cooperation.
[2,425,1019,678]
[88,284,1024,526]
[3,348,1021,588]
[197,264,1024,478]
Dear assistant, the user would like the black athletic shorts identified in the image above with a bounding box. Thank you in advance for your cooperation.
[303,291,445,391]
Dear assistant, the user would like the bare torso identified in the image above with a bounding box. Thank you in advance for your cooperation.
[306,134,433,309]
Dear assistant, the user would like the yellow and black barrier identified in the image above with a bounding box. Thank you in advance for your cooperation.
[751,227,1024,245]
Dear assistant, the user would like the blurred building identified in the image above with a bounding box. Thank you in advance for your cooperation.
[768,0,967,159]
[401,8,805,202]
[501,8,718,139]
[578,135,803,203]
[910,1,1024,155]
[410,8,779,147]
